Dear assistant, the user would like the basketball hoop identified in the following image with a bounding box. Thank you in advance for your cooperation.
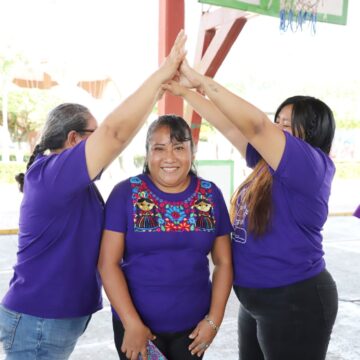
[279,0,322,34]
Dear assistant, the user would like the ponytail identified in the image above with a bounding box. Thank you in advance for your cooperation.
[15,144,45,193]
[15,103,92,193]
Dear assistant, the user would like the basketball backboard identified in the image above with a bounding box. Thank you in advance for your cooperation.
[198,0,348,26]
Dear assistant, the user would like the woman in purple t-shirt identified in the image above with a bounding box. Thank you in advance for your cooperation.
[0,31,186,360]
[98,115,233,360]
[163,60,338,360]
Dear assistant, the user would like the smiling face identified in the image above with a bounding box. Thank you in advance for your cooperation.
[146,126,193,193]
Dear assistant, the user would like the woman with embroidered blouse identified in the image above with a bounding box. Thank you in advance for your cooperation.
[98,115,233,360]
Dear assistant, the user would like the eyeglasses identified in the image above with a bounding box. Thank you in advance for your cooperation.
[76,128,97,136]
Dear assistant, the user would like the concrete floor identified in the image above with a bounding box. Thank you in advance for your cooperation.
[1,216,360,359]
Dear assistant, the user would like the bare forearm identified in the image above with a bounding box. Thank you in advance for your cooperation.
[99,264,143,327]
[199,76,268,140]
[103,71,164,144]
[183,89,248,155]
[208,262,233,326]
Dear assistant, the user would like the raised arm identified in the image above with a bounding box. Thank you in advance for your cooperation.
[163,81,248,157]
[179,60,286,170]
[85,30,186,180]
[98,230,155,360]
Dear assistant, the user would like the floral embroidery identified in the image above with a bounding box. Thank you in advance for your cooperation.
[165,205,186,224]
[130,176,215,233]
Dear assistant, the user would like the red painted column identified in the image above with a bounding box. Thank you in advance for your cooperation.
[158,0,184,116]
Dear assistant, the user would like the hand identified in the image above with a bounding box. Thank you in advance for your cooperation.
[161,80,187,97]
[179,59,203,90]
[121,321,156,360]
[188,319,217,357]
[159,29,187,82]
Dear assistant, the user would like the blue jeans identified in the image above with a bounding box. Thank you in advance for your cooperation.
[0,305,91,359]
[233,269,338,360]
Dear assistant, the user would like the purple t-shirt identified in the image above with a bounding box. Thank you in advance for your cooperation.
[2,141,103,317]
[104,174,232,333]
[232,132,335,288]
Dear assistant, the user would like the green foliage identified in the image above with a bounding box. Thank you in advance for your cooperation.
[0,50,25,84]
[0,160,358,184]
[335,118,360,129]
[335,162,360,179]
[0,89,62,144]
[0,162,26,184]
[199,119,215,141]
[0,48,63,147]
[133,155,145,168]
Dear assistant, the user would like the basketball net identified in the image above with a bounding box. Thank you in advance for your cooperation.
[279,0,322,34]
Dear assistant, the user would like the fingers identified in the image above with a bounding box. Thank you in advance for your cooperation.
[140,348,148,360]
[169,29,187,64]
[188,320,217,357]
[180,58,190,73]
[189,325,199,339]
[124,349,138,360]
[189,341,211,357]
[122,341,149,360]
[174,29,185,44]
[124,346,147,360]
[173,29,187,53]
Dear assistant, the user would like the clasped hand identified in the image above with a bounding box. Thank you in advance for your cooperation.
[162,58,203,97]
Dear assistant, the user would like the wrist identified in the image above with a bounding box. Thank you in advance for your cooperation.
[122,315,144,330]
[151,69,168,86]
[204,314,220,333]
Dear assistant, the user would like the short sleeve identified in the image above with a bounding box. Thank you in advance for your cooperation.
[26,140,91,201]
[212,184,233,236]
[246,144,261,169]
[104,180,129,233]
[272,132,335,196]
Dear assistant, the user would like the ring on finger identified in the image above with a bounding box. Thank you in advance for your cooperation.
[200,343,210,350]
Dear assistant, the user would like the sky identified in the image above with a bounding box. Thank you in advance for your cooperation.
[1,0,359,113]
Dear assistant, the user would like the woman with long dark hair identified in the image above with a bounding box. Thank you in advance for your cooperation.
[163,59,338,360]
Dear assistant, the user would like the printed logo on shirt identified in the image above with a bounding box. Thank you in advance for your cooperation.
[232,187,248,244]
[130,177,216,233]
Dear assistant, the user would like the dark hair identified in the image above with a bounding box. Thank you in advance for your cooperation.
[143,114,197,175]
[15,103,93,192]
[231,95,335,237]
[274,95,335,154]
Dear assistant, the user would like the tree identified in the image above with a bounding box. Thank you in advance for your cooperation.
[0,48,26,159]
[0,88,62,152]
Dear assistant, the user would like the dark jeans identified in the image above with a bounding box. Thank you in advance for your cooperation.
[112,316,202,360]
[233,269,338,360]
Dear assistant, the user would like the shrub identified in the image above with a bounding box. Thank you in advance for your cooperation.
[335,161,360,179]
[0,163,26,183]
